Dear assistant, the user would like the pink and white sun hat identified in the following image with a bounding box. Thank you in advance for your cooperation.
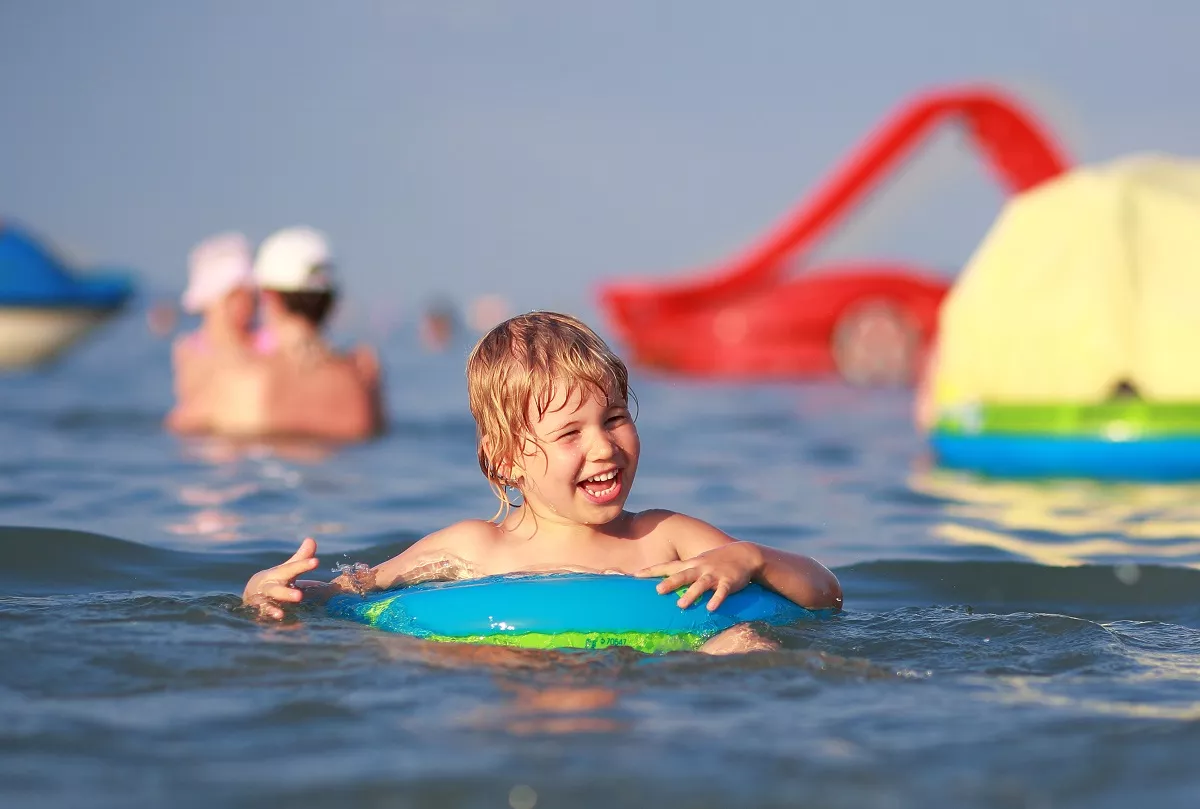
[253,226,335,293]
[181,232,254,314]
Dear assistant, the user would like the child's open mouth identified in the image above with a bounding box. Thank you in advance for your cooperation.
[578,468,622,505]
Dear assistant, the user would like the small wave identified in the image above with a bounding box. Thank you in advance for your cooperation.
[796,607,1130,678]
[0,526,274,595]
[842,559,1200,623]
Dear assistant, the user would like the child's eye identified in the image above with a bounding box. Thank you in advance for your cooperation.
[606,413,629,425]
[556,430,580,441]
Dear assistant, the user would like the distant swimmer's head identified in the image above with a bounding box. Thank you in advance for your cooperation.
[254,226,339,328]
[466,311,637,516]
[182,232,255,328]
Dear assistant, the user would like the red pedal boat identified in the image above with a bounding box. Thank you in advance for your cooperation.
[596,85,1071,384]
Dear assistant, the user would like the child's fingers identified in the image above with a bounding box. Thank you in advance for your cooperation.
[260,603,284,621]
[655,567,699,594]
[677,572,716,609]
[276,556,320,581]
[635,561,684,579]
[262,582,304,603]
[286,537,318,562]
[706,580,732,611]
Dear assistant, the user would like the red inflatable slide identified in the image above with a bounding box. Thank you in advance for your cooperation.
[596,85,1071,383]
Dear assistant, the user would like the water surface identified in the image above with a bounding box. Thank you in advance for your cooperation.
[3,309,1200,808]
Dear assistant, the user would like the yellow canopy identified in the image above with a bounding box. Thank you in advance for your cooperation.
[934,153,1200,409]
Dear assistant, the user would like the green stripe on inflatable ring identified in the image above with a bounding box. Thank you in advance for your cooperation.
[936,401,1200,438]
[420,630,707,654]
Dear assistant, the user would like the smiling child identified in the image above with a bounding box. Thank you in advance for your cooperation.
[242,311,841,653]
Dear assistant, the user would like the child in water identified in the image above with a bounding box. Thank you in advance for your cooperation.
[242,312,842,653]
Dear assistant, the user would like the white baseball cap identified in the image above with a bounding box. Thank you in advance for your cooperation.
[253,226,336,293]
[182,232,254,313]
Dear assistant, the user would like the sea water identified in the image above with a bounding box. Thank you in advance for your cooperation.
[3,307,1200,808]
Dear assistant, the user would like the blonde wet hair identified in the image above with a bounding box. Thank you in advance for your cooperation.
[466,311,633,519]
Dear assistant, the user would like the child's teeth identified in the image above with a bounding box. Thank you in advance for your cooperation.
[587,470,617,483]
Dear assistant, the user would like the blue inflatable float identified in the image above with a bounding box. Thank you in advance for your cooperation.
[327,573,827,653]
[0,223,135,368]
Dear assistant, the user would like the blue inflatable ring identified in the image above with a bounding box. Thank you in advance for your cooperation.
[326,573,826,653]
[931,432,1200,481]
[931,401,1200,481]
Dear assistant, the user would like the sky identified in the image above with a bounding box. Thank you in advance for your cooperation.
[2,1,1198,323]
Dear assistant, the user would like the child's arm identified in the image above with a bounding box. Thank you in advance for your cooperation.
[241,522,494,620]
[368,520,493,589]
[633,512,842,613]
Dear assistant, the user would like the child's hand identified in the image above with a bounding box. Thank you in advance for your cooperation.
[635,542,764,611]
[242,537,321,620]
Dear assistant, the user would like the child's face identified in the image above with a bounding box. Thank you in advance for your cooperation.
[512,379,639,527]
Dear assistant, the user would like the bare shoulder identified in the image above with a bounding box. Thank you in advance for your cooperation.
[372,519,501,588]
[420,518,501,554]
[627,509,735,556]
[349,344,381,381]
[258,348,352,389]
[306,349,376,388]
[429,520,499,544]
[627,508,717,534]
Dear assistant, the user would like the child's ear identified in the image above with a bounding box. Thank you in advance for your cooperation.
[504,436,538,484]
[482,435,518,483]
[504,456,524,484]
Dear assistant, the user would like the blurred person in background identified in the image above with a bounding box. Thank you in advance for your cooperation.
[145,296,179,337]
[168,227,385,442]
[419,297,459,352]
[467,293,509,334]
[830,300,922,389]
[167,232,262,418]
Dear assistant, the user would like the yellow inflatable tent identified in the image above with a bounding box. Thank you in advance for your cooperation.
[933,153,1200,411]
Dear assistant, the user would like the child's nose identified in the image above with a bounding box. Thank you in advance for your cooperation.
[587,430,618,460]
